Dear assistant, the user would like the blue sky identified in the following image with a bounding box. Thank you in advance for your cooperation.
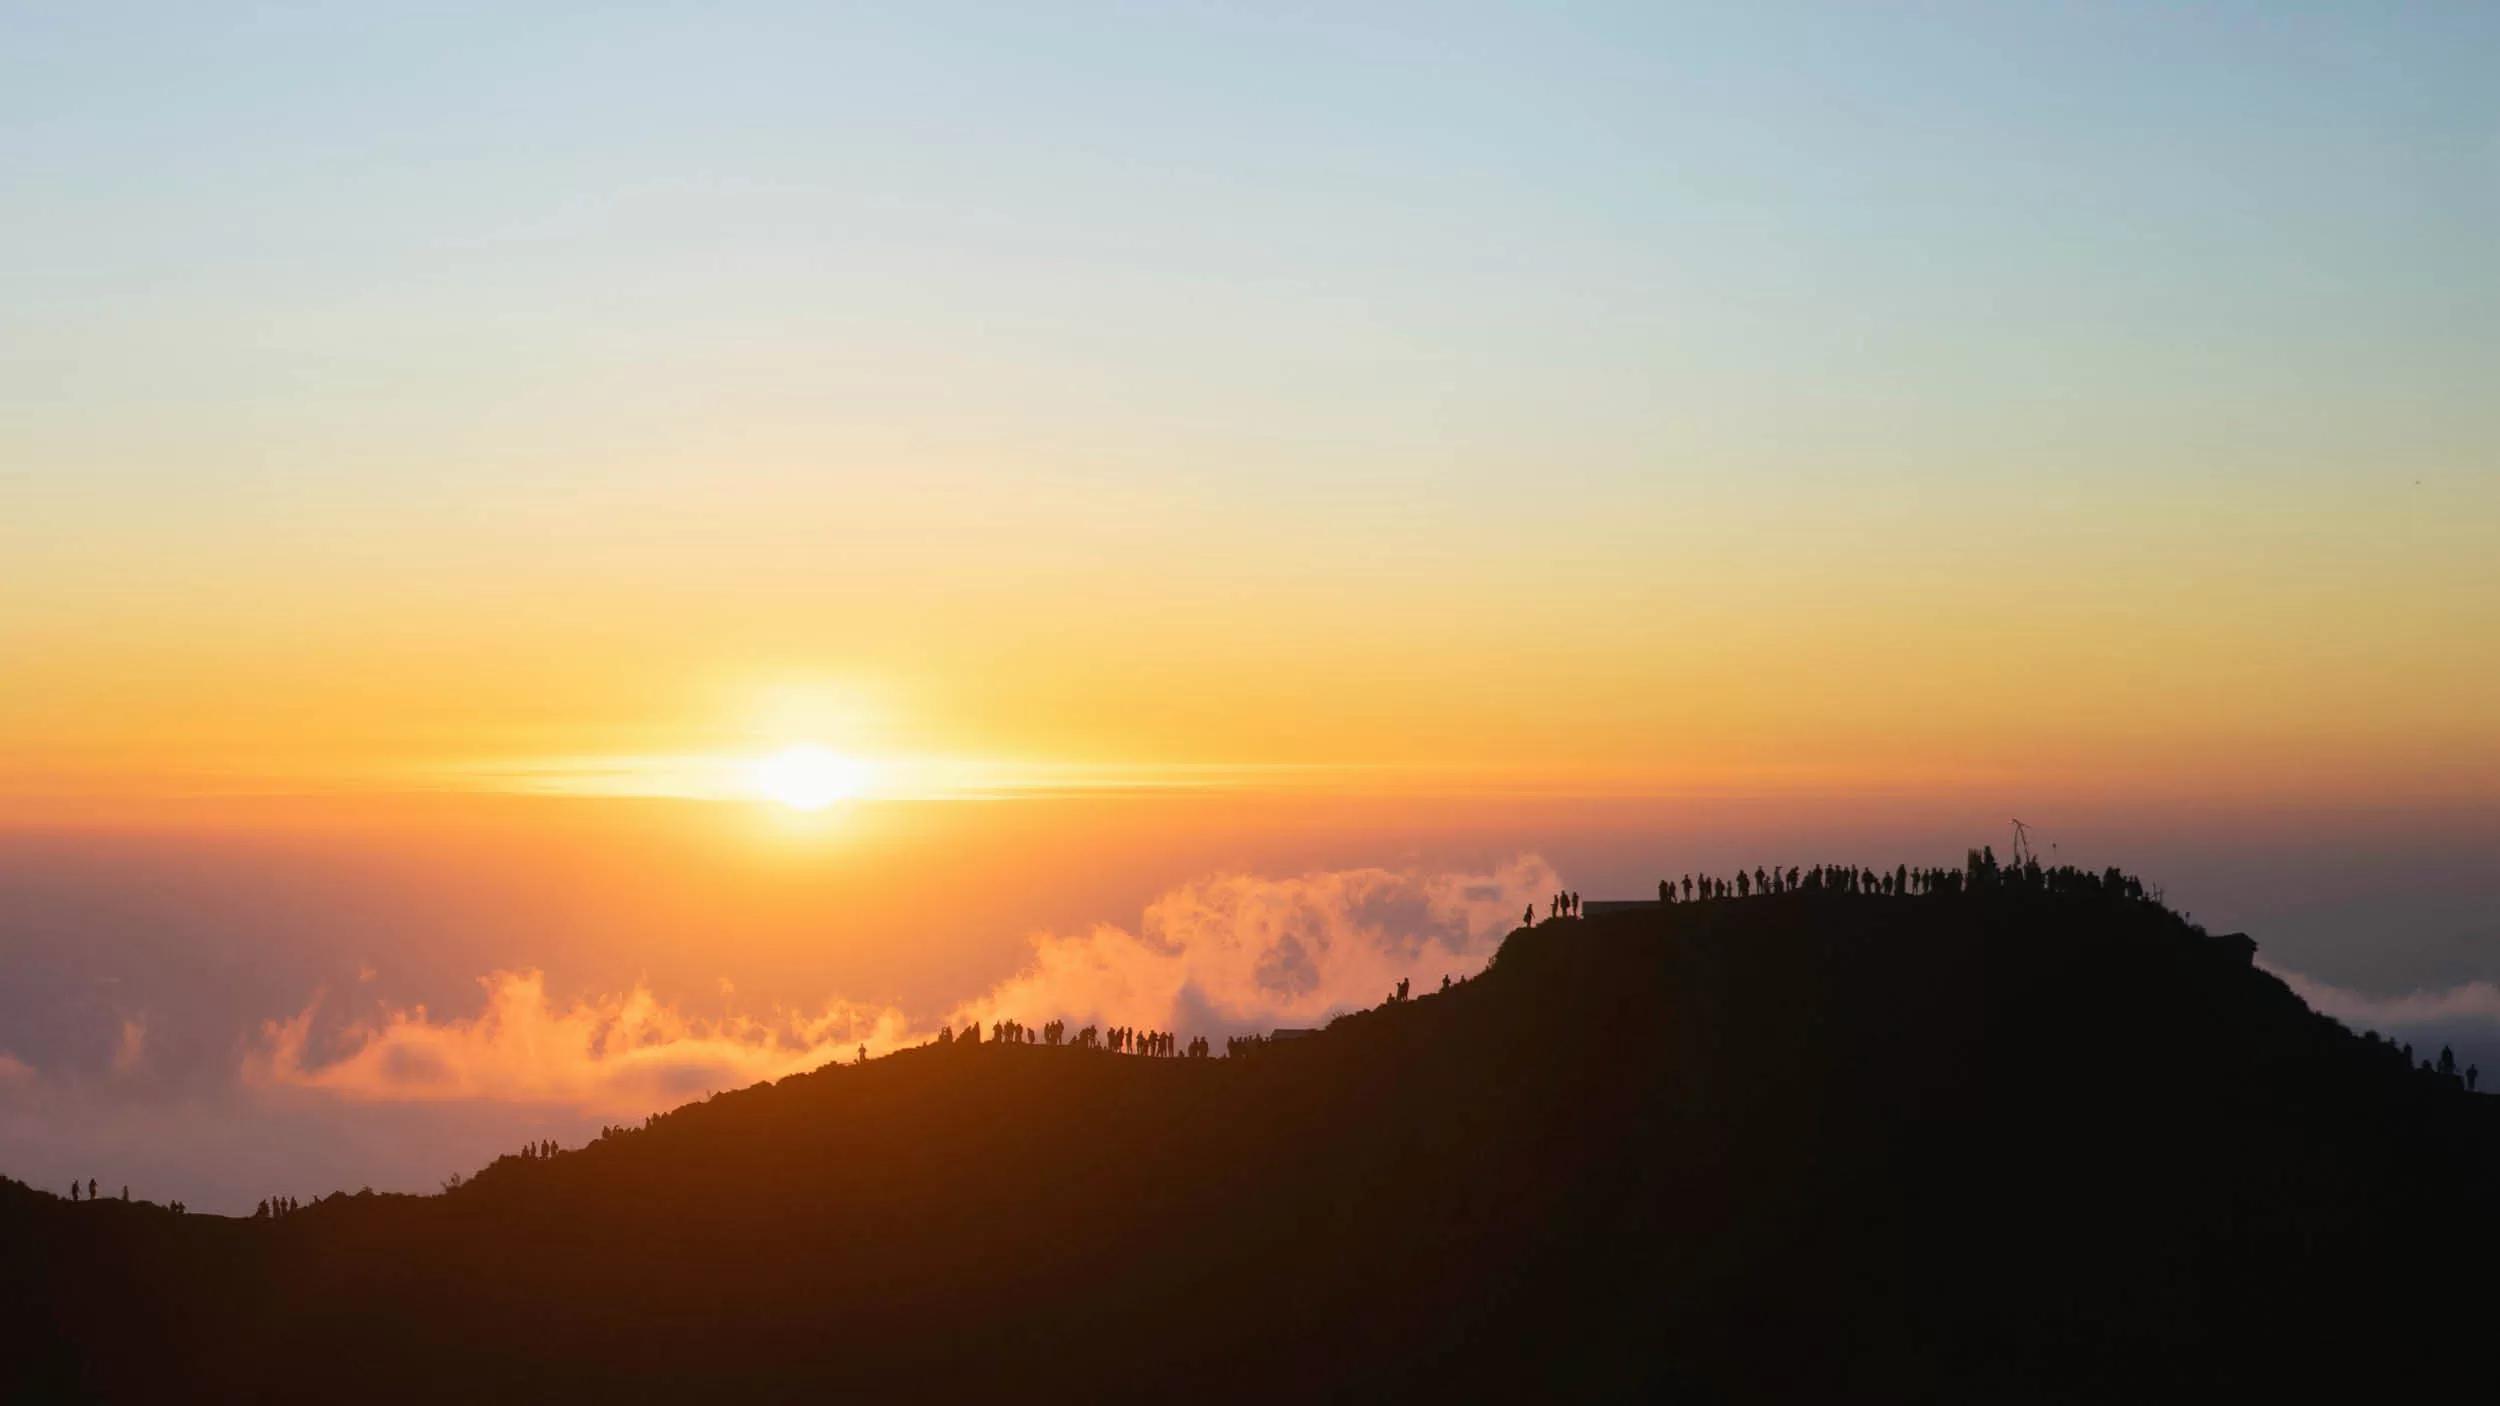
[8,2,2492,495]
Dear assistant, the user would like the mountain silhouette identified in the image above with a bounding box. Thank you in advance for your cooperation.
[7,873,2495,1401]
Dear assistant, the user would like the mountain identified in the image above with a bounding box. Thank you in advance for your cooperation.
[7,872,2496,1402]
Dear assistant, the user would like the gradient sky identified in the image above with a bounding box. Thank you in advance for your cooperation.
[7,1,2495,804]
[4,3,2498,1209]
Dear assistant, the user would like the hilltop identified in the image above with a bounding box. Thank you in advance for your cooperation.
[7,869,2497,1401]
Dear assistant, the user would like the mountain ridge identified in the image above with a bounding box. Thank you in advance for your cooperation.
[8,872,2496,1400]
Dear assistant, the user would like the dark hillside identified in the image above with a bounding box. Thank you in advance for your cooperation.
[8,878,2496,1401]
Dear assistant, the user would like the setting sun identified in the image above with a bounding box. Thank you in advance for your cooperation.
[753,746,867,811]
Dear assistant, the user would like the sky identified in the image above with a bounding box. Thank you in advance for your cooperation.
[3,2,2497,1210]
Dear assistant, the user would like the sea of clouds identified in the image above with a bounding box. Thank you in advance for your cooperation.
[3,858,1557,1208]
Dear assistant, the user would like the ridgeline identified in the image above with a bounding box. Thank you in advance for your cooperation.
[8,865,2496,1401]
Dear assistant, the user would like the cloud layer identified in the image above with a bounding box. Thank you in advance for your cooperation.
[244,858,1556,1114]
[950,857,1555,1034]
[2265,964,2500,1032]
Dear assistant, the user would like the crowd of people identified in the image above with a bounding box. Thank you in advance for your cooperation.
[1631,849,2165,909]
[1516,849,2173,925]
[932,1018,1214,1058]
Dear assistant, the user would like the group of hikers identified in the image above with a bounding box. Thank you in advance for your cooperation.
[254,1195,300,1219]
[517,1139,560,1161]
[1083,1024,1193,1057]
[1524,849,2174,926]
[1653,862,1954,902]
[934,1018,1042,1046]
[64,1178,154,1209]
[2362,1032,2482,1093]
[934,1018,1211,1058]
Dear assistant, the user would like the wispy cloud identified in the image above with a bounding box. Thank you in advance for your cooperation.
[245,972,911,1113]
[413,753,1335,802]
[111,1017,147,1075]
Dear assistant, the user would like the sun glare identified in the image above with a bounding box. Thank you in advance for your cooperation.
[753,746,867,811]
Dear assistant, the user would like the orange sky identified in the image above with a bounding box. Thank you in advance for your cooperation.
[8,473,2494,818]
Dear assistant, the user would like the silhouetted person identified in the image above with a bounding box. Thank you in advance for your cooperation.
[1524,904,1534,928]
[87,1179,97,1201]
[70,1181,80,1202]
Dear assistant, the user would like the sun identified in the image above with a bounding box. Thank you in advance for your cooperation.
[752,746,867,811]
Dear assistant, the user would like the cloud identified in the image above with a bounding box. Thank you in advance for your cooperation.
[2266,963,2500,1031]
[245,971,911,1114]
[242,858,1556,1116]
[947,856,1557,1034]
